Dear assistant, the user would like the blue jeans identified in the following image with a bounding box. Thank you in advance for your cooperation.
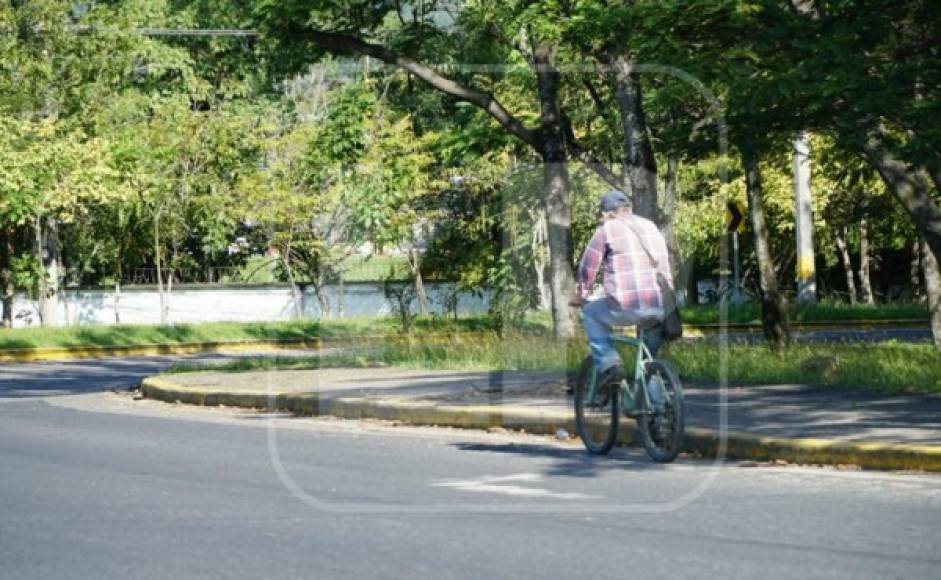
[581,298,664,373]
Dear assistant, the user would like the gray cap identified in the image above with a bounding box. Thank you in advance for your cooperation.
[599,190,630,212]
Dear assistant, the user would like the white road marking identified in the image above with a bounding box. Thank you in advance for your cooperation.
[431,473,599,500]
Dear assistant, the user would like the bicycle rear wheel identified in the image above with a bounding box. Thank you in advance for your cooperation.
[574,356,620,455]
[637,360,685,462]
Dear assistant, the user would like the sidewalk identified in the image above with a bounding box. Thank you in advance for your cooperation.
[141,366,941,471]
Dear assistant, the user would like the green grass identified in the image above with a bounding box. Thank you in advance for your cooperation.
[233,256,281,284]
[665,341,941,394]
[195,254,415,286]
[169,332,941,395]
[341,255,411,282]
[0,315,501,351]
[680,300,929,325]
[164,352,379,374]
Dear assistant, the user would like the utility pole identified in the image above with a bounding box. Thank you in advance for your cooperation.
[791,1,818,306]
[793,131,816,304]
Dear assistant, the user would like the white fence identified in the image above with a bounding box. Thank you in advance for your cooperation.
[9,283,492,328]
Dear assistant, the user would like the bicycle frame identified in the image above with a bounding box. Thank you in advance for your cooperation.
[586,328,657,416]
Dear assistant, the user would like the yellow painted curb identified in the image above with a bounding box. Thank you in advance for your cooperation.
[140,375,941,472]
[0,338,323,364]
[0,331,490,364]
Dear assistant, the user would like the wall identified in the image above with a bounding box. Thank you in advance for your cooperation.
[9,283,492,328]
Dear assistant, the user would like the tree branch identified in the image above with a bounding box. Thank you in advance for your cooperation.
[582,78,608,117]
[582,77,621,140]
[560,113,621,189]
[862,125,941,261]
[298,28,539,149]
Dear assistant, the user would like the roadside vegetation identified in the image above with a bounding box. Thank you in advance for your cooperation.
[0,315,501,350]
[208,255,414,286]
[0,301,928,351]
[2,1,940,350]
[682,301,929,325]
[165,331,941,396]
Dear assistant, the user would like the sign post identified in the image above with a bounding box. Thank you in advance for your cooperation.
[726,201,746,306]
[793,131,817,304]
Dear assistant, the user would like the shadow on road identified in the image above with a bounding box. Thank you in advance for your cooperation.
[451,441,670,478]
[0,353,239,399]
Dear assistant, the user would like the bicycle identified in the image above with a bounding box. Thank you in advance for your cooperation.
[574,327,685,462]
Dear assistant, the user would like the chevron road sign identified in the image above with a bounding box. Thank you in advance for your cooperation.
[726,201,746,233]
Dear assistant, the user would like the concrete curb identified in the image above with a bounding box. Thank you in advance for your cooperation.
[140,376,941,472]
[0,338,321,364]
[0,331,485,364]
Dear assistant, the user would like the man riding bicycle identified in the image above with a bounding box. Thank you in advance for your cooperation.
[569,190,674,388]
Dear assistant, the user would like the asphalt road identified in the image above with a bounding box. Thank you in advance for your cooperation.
[1,387,939,579]
[0,349,335,398]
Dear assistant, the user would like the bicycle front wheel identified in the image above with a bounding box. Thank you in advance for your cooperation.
[637,360,685,463]
[574,356,620,455]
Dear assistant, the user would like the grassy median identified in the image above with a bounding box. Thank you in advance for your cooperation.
[680,300,928,325]
[167,332,941,395]
[0,301,926,350]
[0,315,501,350]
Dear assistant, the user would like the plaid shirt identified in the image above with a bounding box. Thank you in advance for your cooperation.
[577,214,673,311]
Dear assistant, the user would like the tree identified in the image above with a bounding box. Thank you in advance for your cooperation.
[0,114,113,325]
[1,0,211,326]
[241,118,327,319]
[100,88,255,323]
[335,86,438,314]
[241,94,355,319]
[244,0,634,337]
[768,0,941,347]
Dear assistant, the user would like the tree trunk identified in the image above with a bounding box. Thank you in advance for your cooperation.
[531,207,551,311]
[297,27,605,337]
[281,251,302,320]
[744,154,791,347]
[661,155,681,278]
[113,279,121,325]
[165,258,174,323]
[613,55,659,222]
[414,270,428,315]
[114,245,123,325]
[313,273,331,319]
[408,248,429,315]
[33,217,46,326]
[922,238,941,351]
[43,217,62,326]
[911,240,925,303]
[925,153,941,195]
[337,274,345,318]
[858,215,875,305]
[834,226,857,305]
[862,128,941,268]
[153,212,167,325]
[0,225,13,328]
[683,257,699,306]
[534,42,577,339]
[534,261,550,311]
[33,216,49,326]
